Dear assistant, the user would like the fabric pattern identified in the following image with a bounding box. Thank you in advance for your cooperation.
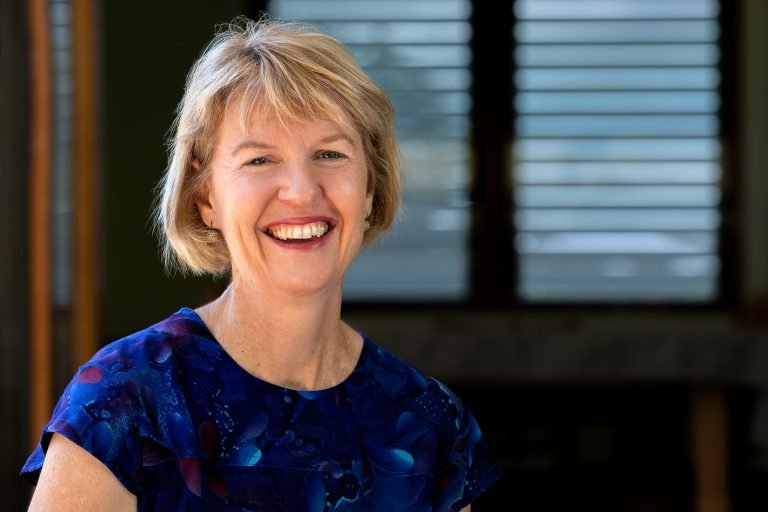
[22,308,499,511]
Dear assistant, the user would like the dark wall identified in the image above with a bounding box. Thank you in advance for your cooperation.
[101,2,245,341]
[0,0,30,509]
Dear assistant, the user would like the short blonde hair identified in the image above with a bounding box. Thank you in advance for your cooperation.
[155,17,402,275]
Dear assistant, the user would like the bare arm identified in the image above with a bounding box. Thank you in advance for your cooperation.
[28,433,136,512]
[460,506,471,512]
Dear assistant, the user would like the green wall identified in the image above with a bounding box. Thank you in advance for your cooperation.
[101,2,246,340]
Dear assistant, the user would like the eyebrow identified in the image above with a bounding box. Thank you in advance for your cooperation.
[231,140,276,155]
[231,132,356,156]
[317,133,356,146]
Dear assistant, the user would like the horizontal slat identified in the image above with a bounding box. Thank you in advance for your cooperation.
[516,20,718,43]
[514,162,720,184]
[517,184,720,207]
[518,282,718,302]
[515,232,717,254]
[347,45,470,67]
[514,67,720,91]
[396,115,469,138]
[273,0,471,20]
[516,67,719,90]
[313,21,470,43]
[516,91,718,113]
[519,254,719,279]
[515,138,721,161]
[517,43,718,66]
[517,114,718,137]
[387,91,470,114]
[516,208,720,230]
[367,68,471,90]
[515,0,719,20]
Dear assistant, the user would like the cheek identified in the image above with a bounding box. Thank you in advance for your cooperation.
[337,167,370,204]
[216,178,269,224]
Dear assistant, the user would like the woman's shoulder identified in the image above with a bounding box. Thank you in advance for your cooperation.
[49,308,223,451]
[355,334,469,426]
[84,308,216,377]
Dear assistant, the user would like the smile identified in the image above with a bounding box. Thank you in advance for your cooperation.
[266,221,331,241]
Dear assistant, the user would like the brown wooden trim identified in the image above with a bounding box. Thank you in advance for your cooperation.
[27,0,52,450]
[71,0,100,370]
[691,388,731,512]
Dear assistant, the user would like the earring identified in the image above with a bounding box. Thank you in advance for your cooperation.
[206,220,220,242]
[363,219,370,231]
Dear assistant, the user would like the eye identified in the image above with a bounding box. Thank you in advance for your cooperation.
[247,156,269,166]
[318,150,344,160]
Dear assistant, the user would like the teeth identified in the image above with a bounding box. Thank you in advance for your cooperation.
[268,222,329,241]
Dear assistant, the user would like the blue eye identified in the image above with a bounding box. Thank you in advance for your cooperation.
[248,156,268,165]
[319,151,342,159]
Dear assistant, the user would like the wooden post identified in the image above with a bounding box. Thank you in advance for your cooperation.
[71,0,100,369]
[691,388,731,512]
[27,0,53,450]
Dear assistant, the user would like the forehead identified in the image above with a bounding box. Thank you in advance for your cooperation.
[217,89,360,143]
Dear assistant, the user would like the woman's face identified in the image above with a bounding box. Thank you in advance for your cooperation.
[195,96,373,297]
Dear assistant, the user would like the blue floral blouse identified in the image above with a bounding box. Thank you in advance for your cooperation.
[22,308,499,511]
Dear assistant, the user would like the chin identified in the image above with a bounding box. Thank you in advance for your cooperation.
[274,271,342,297]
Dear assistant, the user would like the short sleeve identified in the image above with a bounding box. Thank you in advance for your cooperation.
[20,361,143,494]
[434,404,501,512]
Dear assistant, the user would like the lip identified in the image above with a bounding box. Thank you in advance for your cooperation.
[261,215,337,250]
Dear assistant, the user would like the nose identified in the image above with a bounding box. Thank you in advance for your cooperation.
[276,159,321,205]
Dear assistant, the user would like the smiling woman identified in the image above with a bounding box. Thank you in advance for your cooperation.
[193,102,372,299]
[21,17,499,511]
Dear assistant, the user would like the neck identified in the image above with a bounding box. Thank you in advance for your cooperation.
[197,276,359,391]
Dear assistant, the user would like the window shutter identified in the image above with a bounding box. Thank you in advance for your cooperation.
[513,0,722,301]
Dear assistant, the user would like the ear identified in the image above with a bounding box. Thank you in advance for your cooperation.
[365,190,373,219]
[192,160,216,226]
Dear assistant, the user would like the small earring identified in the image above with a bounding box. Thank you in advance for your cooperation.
[363,219,370,231]
[206,220,220,242]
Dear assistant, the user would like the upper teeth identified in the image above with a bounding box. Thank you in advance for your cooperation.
[268,222,329,241]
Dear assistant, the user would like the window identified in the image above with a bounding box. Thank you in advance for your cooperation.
[265,0,725,305]
[513,0,722,302]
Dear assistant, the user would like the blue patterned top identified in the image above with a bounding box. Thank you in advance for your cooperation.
[22,308,499,511]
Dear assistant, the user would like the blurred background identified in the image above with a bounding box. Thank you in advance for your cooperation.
[1,0,767,510]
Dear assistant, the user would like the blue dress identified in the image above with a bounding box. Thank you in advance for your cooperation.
[21,308,499,511]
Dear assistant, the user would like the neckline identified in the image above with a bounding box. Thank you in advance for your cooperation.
[174,307,370,396]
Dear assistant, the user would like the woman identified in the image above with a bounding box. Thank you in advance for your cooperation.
[22,18,499,511]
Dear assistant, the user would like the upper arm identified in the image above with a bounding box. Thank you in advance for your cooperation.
[28,433,136,512]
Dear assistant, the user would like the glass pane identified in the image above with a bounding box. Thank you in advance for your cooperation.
[513,0,722,302]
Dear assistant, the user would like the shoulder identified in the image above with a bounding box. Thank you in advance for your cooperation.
[363,336,463,398]
[54,308,219,434]
[360,339,501,508]
[46,309,218,456]
[355,335,469,432]
[81,308,215,379]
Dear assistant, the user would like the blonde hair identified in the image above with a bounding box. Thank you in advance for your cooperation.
[155,17,402,275]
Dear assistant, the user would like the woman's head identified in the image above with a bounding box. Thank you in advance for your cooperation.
[156,17,401,275]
